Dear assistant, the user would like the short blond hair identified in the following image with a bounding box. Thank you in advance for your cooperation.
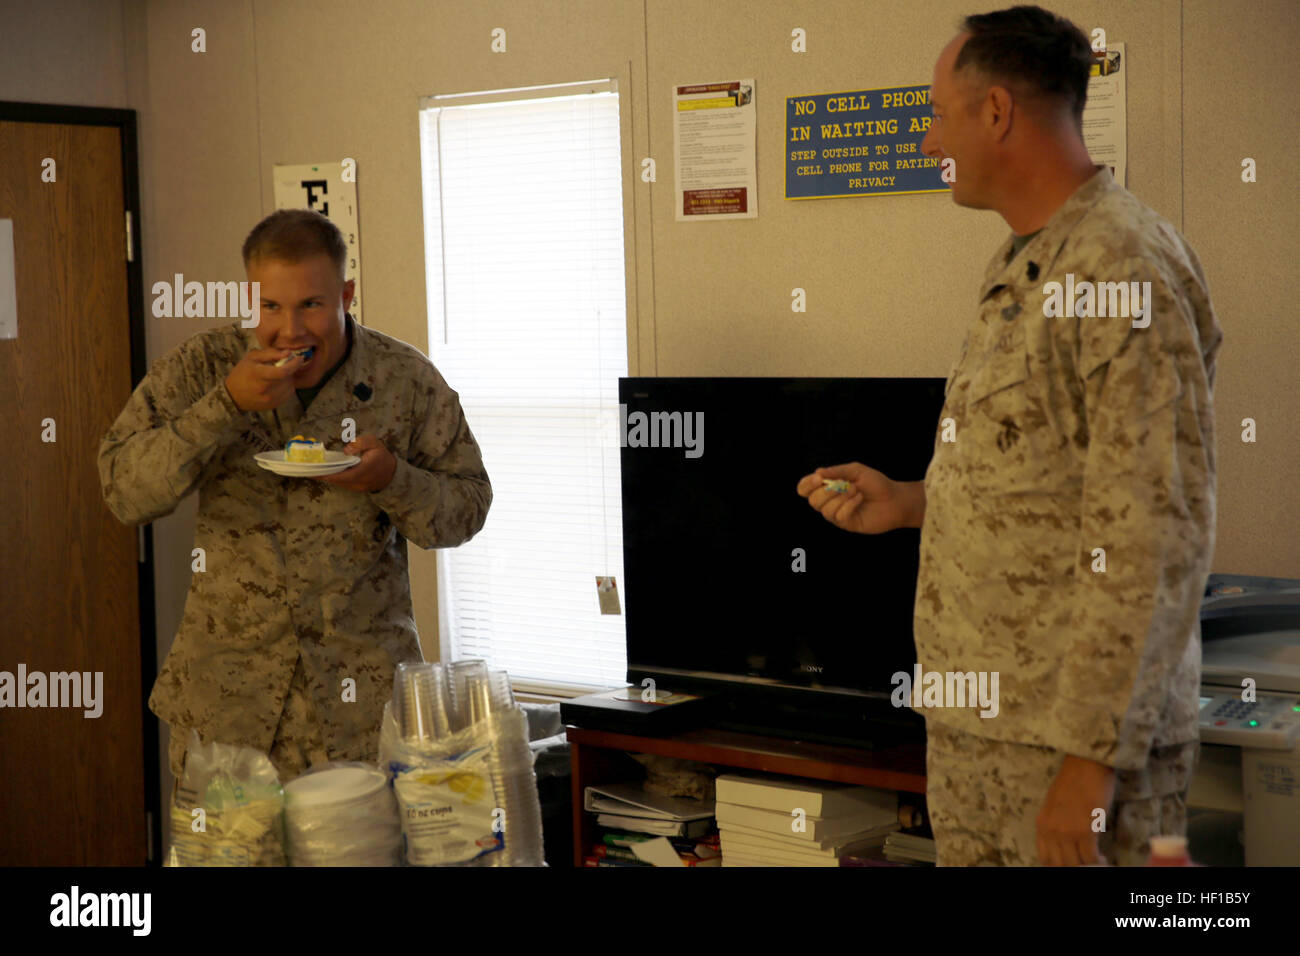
[241,208,346,280]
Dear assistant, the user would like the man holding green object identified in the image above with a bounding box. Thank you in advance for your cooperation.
[798,5,1221,866]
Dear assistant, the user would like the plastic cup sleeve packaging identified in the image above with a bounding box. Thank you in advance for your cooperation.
[382,661,545,866]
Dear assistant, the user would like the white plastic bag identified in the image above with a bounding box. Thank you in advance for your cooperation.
[166,729,285,867]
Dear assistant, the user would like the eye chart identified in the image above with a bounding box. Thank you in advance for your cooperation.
[272,161,363,324]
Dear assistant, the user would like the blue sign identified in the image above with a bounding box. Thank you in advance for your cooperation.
[785,85,948,199]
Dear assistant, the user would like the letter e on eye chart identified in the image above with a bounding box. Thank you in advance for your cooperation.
[272,162,363,324]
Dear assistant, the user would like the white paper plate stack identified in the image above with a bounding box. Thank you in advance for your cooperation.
[283,765,401,866]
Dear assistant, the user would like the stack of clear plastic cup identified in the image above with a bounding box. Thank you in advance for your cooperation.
[494,716,545,866]
[448,659,488,732]
[393,661,451,743]
[388,659,545,865]
[489,670,516,709]
[473,671,544,866]
[463,671,496,727]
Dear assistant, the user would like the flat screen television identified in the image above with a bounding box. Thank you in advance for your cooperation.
[619,377,947,747]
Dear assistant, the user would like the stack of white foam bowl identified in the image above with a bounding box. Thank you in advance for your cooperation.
[283,765,402,866]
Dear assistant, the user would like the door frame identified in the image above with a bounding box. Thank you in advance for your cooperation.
[0,100,160,864]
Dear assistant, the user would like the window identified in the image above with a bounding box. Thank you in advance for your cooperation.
[418,79,629,694]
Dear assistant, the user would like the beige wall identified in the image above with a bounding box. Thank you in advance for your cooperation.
[0,0,129,107]
[5,0,1298,820]
[1183,0,1300,577]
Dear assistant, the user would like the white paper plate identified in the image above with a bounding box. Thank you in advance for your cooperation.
[284,766,388,808]
[254,450,361,477]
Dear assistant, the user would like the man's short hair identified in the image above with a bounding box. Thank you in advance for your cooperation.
[954,5,1093,123]
[241,208,347,280]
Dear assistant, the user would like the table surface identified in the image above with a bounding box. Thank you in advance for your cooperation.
[566,724,927,792]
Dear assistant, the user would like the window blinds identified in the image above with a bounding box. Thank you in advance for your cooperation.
[418,82,629,692]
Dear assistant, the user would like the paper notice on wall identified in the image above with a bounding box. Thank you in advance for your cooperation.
[0,219,17,339]
[674,79,757,220]
[1083,43,1126,187]
[272,162,363,324]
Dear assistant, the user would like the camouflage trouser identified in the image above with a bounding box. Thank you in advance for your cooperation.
[925,722,1199,866]
[168,653,330,790]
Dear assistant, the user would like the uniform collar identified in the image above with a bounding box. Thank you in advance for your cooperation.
[978,165,1116,303]
[298,312,369,426]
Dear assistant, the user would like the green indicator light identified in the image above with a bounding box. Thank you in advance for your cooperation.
[1249,720,1258,726]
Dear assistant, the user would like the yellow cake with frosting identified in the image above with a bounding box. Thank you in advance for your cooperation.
[285,436,325,463]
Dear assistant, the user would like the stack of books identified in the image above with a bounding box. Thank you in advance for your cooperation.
[585,830,722,867]
[882,830,936,864]
[714,773,901,867]
[582,782,721,867]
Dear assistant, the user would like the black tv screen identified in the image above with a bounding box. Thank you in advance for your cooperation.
[619,377,947,704]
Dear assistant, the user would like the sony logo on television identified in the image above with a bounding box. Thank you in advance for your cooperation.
[801,664,823,673]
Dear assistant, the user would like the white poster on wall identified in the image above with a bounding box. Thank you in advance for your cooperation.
[0,219,17,340]
[673,79,758,221]
[1083,43,1126,187]
[272,162,363,324]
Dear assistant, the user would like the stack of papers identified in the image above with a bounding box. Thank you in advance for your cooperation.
[584,782,719,866]
[883,831,936,864]
[584,782,714,836]
[714,773,901,867]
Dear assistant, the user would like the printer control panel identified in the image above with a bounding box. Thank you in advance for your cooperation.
[1199,687,1300,749]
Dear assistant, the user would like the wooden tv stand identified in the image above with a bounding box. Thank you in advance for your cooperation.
[566,725,927,866]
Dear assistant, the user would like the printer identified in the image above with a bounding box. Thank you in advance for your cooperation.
[1189,573,1300,866]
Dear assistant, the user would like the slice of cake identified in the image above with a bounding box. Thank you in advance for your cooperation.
[285,435,325,463]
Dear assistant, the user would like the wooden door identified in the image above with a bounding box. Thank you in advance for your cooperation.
[0,110,151,864]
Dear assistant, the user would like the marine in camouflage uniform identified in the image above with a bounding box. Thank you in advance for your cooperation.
[99,312,491,784]
[916,166,1222,865]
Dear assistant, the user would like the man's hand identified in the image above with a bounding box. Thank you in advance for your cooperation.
[1037,754,1116,865]
[315,433,397,493]
[796,463,917,534]
[225,348,303,411]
